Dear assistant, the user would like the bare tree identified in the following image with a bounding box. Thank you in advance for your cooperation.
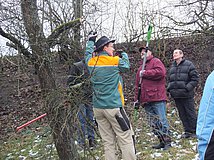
[0,0,82,159]
[158,0,214,35]
[1,0,213,159]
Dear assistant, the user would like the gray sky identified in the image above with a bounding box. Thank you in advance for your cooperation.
[0,0,188,55]
[0,37,10,55]
[97,0,180,42]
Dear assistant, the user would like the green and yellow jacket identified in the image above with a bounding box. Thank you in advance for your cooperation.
[84,41,130,109]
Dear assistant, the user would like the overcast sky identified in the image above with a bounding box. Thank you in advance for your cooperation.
[96,0,181,42]
[0,0,183,55]
[0,37,10,55]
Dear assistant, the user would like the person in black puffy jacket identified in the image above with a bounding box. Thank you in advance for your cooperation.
[167,49,199,138]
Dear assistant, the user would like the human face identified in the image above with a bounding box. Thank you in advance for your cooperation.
[104,42,115,56]
[141,49,151,58]
[173,49,183,61]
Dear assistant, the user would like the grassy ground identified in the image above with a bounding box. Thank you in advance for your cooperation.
[0,106,198,160]
[0,125,58,160]
[131,107,198,160]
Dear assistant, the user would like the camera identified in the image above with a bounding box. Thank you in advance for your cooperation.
[114,50,123,58]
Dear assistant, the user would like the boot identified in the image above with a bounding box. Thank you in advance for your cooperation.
[152,135,172,150]
[152,141,165,149]
[162,135,171,150]
[152,136,165,149]
[181,132,197,139]
[89,139,95,149]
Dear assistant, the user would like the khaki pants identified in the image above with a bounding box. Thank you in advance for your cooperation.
[94,107,136,160]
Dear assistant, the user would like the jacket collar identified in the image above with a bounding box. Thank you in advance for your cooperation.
[139,55,154,65]
[173,58,185,66]
[98,51,109,56]
[146,55,154,61]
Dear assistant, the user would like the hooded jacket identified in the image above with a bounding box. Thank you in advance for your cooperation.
[134,55,167,103]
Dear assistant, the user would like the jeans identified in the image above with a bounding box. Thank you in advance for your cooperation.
[77,103,95,145]
[144,101,170,136]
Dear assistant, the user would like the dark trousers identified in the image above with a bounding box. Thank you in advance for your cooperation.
[205,131,214,160]
[174,98,197,133]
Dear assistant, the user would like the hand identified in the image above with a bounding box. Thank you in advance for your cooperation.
[166,91,171,99]
[139,70,145,77]
[133,100,140,110]
[114,50,123,58]
[88,31,97,42]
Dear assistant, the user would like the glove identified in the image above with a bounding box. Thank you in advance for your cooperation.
[133,100,140,110]
[88,31,97,42]
[139,70,145,78]
[114,50,123,58]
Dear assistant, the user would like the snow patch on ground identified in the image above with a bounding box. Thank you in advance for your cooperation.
[151,152,162,158]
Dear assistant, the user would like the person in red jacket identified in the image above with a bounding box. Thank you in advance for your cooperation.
[134,46,171,150]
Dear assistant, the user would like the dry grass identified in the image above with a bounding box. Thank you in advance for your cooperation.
[0,104,198,160]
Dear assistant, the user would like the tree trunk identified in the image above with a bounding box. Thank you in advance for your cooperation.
[20,0,78,159]
[21,0,55,93]
[47,91,80,160]
[72,0,83,59]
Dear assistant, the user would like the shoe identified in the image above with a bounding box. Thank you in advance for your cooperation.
[89,139,95,149]
[181,132,197,139]
[191,134,197,138]
[163,143,171,150]
[152,142,165,149]
[152,142,171,150]
[163,135,171,150]
[153,134,172,150]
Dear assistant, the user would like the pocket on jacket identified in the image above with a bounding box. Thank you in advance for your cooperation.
[170,89,192,98]
[145,88,158,99]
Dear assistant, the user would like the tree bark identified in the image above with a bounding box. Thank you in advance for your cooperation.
[47,91,80,160]
[72,0,83,60]
[21,0,55,94]
[20,0,80,159]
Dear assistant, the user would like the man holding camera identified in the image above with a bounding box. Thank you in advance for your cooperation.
[84,32,136,160]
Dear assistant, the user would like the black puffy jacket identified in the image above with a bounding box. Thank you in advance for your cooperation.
[167,59,199,98]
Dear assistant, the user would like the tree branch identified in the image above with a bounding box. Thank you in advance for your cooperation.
[174,0,209,7]
[47,18,82,47]
[166,0,210,29]
[0,27,33,60]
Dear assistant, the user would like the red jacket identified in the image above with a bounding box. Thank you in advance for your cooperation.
[134,55,167,103]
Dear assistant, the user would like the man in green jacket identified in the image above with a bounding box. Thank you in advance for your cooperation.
[84,32,136,160]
